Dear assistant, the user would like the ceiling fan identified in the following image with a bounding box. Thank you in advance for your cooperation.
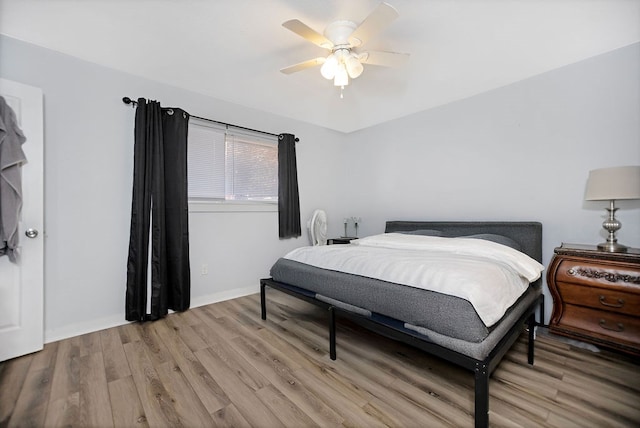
[280,2,409,95]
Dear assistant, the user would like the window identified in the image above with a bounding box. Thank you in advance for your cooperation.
[187,119,278,202]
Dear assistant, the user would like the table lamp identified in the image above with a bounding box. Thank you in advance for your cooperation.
[585,165,640,252]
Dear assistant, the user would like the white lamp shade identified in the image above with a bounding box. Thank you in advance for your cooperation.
[585,165,640,201]
[345,54,364,79]
[320,54,338,80]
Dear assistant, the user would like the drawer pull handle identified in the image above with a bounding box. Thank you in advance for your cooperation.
[567,268,575,275]
[599,295,625,308]
[599,319,624,332]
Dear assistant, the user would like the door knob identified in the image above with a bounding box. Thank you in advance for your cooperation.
[25,228,39,238]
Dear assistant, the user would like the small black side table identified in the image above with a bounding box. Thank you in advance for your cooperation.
[327,237,357,245]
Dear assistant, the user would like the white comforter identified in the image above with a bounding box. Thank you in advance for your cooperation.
[283,233,544,327]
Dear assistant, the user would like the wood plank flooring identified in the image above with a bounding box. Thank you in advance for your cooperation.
[1,291,639,427]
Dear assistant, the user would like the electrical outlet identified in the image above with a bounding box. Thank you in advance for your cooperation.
[201,264,208,275]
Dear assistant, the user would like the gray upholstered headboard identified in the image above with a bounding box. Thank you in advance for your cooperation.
[385,221,543,264]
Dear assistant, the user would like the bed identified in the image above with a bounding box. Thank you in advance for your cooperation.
[260,221,544,427]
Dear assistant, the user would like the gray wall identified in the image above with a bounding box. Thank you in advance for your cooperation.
[0,35,347,341]
[337,43,640,321]
[1,35,638,339]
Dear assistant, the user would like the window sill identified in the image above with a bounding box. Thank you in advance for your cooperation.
[189,201,278,213]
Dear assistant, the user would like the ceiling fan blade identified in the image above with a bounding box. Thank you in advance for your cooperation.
[349,2,399,47]
[280,57,326,74]
[359,50,409,67]
[282,20,333,49]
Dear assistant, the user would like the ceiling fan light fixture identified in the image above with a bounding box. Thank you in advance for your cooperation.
[345,53,363,79]
[281,2,408,96]
[334,64,349,87]
[320,53,338,79]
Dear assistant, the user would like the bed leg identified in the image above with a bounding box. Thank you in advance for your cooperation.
[539,294,545,327]
[260,282,267,320]
[527,313,535,365]
[474,363,489,428]
[329,306,336,361]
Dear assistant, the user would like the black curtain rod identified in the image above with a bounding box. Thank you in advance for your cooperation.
[122,97,290,140]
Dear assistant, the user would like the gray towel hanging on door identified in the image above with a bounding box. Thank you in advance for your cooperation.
[0,95,27,263]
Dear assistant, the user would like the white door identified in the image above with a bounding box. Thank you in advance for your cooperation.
[0,78,44,362]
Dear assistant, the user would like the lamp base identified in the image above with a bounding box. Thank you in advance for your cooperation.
[597,241,628,253]
[597,200,628,253]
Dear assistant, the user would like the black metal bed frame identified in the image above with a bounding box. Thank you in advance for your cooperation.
[261,279,543,428]
[260,221,545,427]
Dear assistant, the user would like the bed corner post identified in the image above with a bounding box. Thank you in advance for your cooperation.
[527,294,544,365]
[527,313,536,365]
[329,306,337,360]
[260,281,267,320]
[474,362,489,428]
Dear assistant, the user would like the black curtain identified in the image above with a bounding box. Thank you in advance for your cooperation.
[126,98,191,321]
[278,133,301,238]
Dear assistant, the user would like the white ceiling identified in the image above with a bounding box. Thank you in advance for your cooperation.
[1,0,639,133]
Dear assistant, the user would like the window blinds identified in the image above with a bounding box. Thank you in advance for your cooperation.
[187,120,278,201]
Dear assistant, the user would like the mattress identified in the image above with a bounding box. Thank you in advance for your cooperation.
[270,257,539,343]
[283,233,543,327]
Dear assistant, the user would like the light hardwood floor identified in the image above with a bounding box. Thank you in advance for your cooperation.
[1,291,639,427]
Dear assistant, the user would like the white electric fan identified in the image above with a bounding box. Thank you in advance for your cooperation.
[308,209,328,246]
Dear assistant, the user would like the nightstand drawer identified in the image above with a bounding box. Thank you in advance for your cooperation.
[555,281,640,317]
[559,304,640,348]
[555,259,640,288]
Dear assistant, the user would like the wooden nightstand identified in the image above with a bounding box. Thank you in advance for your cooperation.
[547,244,640,356]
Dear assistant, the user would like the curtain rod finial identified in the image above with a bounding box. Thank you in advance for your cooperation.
[123,97,139,108]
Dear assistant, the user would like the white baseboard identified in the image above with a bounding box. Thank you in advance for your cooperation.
[189,285,258,309]
[44,314,129,344]
[44,285,259,344]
